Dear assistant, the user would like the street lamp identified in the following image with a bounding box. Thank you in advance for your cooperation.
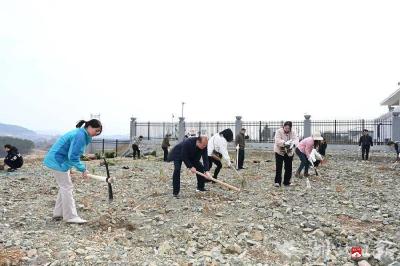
[182,102,185,117]
[181,102,185,118]
[171,114,174,136]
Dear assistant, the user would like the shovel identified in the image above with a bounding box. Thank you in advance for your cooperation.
[195,171,240,192]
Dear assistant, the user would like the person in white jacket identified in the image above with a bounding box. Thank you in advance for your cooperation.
[207,129,234,180]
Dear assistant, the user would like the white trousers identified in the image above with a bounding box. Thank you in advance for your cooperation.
[53,170,79,220]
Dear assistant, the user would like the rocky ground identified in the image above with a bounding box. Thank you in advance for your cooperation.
[0,149,399,265]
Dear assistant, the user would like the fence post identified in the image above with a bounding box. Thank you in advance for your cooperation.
[199,122,202,136]
[163,122,165,138]
[115,139,118,156]
[102,139,105,155]
[259,121,262,142]
[178,117,185,141]
[147,121,150,140]
[216,122,219,133]
[392,111,400,141]
[304,114,311,138]
[130,117,137,142]
[334,120,337,142]
[235,116,242,137]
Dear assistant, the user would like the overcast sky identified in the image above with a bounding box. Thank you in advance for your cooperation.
[1,0,400,135]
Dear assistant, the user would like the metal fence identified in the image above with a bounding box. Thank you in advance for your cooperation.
[134,119,392,145]
[311,119,392,145]
[90,139,130,155]
[243,119,391,144]
[242,120,304,143]
[87,119,392,156]
[136,121,236,140]
[137,122,178,140]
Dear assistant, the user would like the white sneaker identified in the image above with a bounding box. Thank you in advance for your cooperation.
[66,217,87,224]
[274,183,280,187]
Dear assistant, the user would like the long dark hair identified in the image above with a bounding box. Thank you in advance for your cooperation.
[76,119,102,134]
[283,121,292,129]
[4,144,17,153]
[313,140,321,149]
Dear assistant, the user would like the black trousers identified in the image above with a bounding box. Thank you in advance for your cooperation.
[361,145,370,160]
[237,149,245,169]
[132,144,140,159]
[4,158,23,169]
[162,147,168,162]
[275,153,293,185]
[208,156,222,179]
[172,160,206,195]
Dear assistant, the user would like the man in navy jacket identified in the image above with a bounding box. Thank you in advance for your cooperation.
[358,129,373,160]
[168,136,211,198]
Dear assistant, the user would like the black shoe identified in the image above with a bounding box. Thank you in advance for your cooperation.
[173,194,180,199]
[196,188,208,192]
[7,168,16,172]
[52,216,63,221]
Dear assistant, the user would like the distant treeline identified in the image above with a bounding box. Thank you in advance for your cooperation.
[0,136,35,157]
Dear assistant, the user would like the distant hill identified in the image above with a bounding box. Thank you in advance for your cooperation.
[0,123,39,140]
[0,122,59,143]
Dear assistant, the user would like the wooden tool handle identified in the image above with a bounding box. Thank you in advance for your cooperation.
[87,174,115,183]
[195,171,240,192]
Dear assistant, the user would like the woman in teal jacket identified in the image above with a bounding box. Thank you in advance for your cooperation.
[44,119,102,224]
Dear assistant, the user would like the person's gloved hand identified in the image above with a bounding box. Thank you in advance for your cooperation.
[284,140,295,150]
[284,140,292,147]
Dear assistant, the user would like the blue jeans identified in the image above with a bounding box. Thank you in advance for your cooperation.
[295,148,309,175]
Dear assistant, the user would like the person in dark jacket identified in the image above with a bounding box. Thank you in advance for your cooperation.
[131,136,143,159]
[4,144,23,172]
[235,128,246,170]
[161,134,171,162]
[167,136,211,198]
[359,129,373,160]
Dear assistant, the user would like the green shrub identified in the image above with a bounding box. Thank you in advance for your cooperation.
[0,136,34,157]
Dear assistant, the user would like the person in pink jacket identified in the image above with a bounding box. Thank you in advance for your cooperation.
[273,121,299,187]
[295,132,323,177]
